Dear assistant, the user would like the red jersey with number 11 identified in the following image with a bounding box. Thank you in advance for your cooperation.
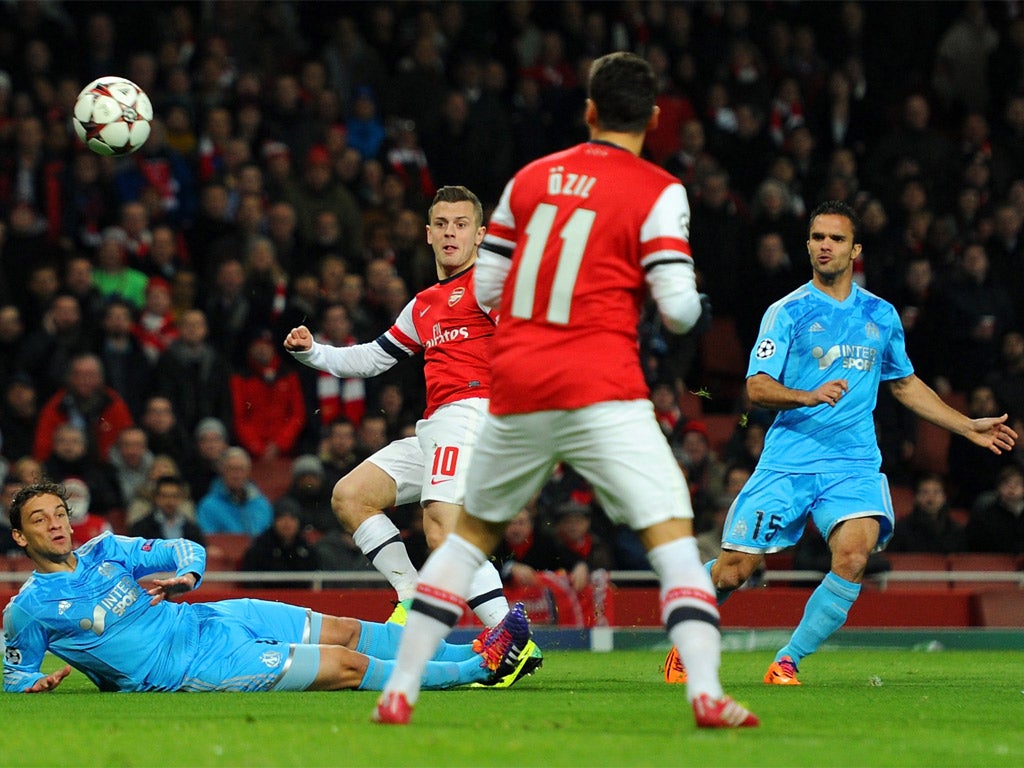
[482,141,695,415]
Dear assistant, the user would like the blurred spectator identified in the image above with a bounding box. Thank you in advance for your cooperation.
[61,152,118,256]
[941,242,1017,390]
[347,85,386,161]
[64,477,113,547]
[374,382,418,443]
[304,303,366,430]
[670,419,726,529]
[888,256,948,392]
[139,395,191,469]
[651,381,683,438]
[107,425,153,511]
[318,417,360,490]
[133,277,180,367]
[550,494,615,592]
[41,424,122,516]
[265,200,306,275]
[494,507,567,587]
[242,236,290,337]
[867,94,956,213]
[202,256,256,370]
[0,304,25,396]
[285,144,363,263]
[230,333,306,461]
[687,169,750,318]
[241,497,320,588]
[182,417,230,503]
[889,473,966,554]
[18,293,93,401]
[354,413,388,461]
[186,182,236,278]
[125,453,191,527]
[128,474,205,545]
[33,352,133,463]
[931,1,998,115]
[663,118,713,191]
[966,464,1024,554]
[96,297,152,421]
[984,330,1024,422]
[196,446,272,536]
[93,227,149,309]
[63,255,106,340]
[152,309,233,437]
[0,375,38,463]
[947,384,1011,508]
[734,231,805,351]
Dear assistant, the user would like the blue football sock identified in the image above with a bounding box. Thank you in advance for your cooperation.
[354,620,403,659]
[357,655,488,690]
[778,571,860,666]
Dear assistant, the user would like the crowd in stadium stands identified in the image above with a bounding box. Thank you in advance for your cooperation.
[1,2,1024,574]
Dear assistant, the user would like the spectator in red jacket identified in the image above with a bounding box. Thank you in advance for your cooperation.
[230,333,306,460]
[33,352,133,463]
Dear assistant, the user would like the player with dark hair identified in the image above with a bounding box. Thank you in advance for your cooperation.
[2,481,532,693]
[374,52,758,729]
[285,186,532,661]
[666,200,1016,687]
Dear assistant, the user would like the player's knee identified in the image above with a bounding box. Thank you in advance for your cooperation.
[830,548,870,581]
[713,556,757,590]
[331,480,367,530]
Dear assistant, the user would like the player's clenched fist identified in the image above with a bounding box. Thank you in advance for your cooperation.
[283,325,313,353]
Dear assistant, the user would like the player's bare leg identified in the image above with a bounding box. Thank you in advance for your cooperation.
[334,462,418,601]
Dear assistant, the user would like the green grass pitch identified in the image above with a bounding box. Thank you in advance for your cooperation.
[5,649,1023,767]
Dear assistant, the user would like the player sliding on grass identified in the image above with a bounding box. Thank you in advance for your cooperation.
[2,481,536,693]
[664,200,1017,687]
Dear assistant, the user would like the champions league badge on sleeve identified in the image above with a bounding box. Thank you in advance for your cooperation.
[755,338,776,360]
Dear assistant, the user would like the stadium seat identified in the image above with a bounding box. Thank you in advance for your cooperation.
[889,484,915,519]
[251,456,294,502]
[703,413,740,456]
[204,533,253,571]
[698,317,747,407]
[947,553,1020,591]
[879,553,949,591]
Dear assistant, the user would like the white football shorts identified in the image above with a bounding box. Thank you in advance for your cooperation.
[366,397,488,506]
[465,399,693,528]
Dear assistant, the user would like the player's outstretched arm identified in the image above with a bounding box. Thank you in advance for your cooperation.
[25,665,72,693]
[888,374,1017,454]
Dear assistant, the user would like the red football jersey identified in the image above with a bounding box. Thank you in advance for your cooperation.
[384,266,496,417]
[483,141,695,414]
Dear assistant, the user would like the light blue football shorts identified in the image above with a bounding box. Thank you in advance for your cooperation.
[720,469,895,554]
[180,599,324,692]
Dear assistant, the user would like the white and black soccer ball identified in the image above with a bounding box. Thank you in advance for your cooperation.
[72,76,153,156]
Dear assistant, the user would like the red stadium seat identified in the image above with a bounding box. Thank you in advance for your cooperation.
[879,553,949,591]
[698,317,748,406]
[204,533,253,571]
[947,553,1020,590]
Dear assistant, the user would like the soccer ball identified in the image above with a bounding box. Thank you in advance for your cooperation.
[72,76,153,156]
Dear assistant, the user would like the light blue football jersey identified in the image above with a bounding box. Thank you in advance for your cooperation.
[3,532,206,692]
[747,282,914,474]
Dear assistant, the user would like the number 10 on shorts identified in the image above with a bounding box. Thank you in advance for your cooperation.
[431,445,459,484]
